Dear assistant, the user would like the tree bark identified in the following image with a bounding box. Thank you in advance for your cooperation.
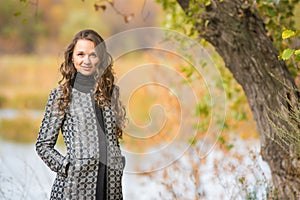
[176,0,300,199]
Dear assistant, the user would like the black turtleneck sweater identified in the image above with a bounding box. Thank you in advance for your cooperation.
[73,72,107,200]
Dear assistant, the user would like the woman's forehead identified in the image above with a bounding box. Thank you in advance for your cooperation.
[74,39,96,52]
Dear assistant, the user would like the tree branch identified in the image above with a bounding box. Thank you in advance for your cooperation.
[176,0,190,10]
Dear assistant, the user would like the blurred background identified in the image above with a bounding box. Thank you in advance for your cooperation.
[0,0,300,199]
[0,0,166,143]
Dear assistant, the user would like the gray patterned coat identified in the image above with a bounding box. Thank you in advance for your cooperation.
[36,87,125,200]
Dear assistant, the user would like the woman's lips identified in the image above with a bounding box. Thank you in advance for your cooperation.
[81,65,92,70]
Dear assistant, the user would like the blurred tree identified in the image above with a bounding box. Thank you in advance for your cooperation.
[0,0,162,54]
[0,0,45,53]
[156,0,300,198]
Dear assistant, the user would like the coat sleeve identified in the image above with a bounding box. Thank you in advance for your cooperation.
[35,87,69,177]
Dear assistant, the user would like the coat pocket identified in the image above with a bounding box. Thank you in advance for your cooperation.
[66,158,98,184]
[58,155,70,178]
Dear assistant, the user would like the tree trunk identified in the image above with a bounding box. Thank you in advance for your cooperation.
[176,0,300,199]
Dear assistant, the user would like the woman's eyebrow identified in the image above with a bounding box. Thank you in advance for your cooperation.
[74,50,96,53]
[74,50,84,53]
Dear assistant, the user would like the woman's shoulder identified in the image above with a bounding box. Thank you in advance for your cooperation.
[48,86,64,98]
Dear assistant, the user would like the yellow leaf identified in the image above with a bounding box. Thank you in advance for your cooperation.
[282,30,295,39]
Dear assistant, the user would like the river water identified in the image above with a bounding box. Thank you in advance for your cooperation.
[0,109,44,119]
[0,141,52,199]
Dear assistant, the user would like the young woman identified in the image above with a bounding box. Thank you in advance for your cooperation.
[36,29,126,200]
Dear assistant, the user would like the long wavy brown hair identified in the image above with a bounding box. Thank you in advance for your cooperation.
[58,29,126,139]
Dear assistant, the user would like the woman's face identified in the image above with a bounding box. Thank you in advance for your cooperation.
[72,39,99,76]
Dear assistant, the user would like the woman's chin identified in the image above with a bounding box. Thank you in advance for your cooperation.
[79,69,95,76]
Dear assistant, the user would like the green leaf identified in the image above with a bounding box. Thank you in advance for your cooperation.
[281,48,295,60]
[14,11,21,17]
[282,30,296,39]
[217,136,226,144]
[188,137,197,146]
[205,0,211,6]
[238,176,245,184]
[267,7,277,17]
[226,144,234,150]
[294,49,300,56]
[241,3,250,9]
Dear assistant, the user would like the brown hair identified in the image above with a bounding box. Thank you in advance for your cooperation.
[58,29,126,139]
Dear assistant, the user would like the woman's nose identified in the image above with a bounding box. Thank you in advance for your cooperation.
[83,55,91,64]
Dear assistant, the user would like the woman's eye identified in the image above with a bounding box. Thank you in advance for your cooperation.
[77,53,84,56]
[89,53,97,58]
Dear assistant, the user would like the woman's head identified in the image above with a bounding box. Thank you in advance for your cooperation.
[72,39,99,76]
[60,29,112,78]
[58,29,125,139]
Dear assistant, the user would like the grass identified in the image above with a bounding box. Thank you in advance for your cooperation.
[0,54,61,110]
[0,115,65,145]
[0,116,40,143]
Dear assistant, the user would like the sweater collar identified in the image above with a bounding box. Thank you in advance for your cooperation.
[73,72,96,93]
